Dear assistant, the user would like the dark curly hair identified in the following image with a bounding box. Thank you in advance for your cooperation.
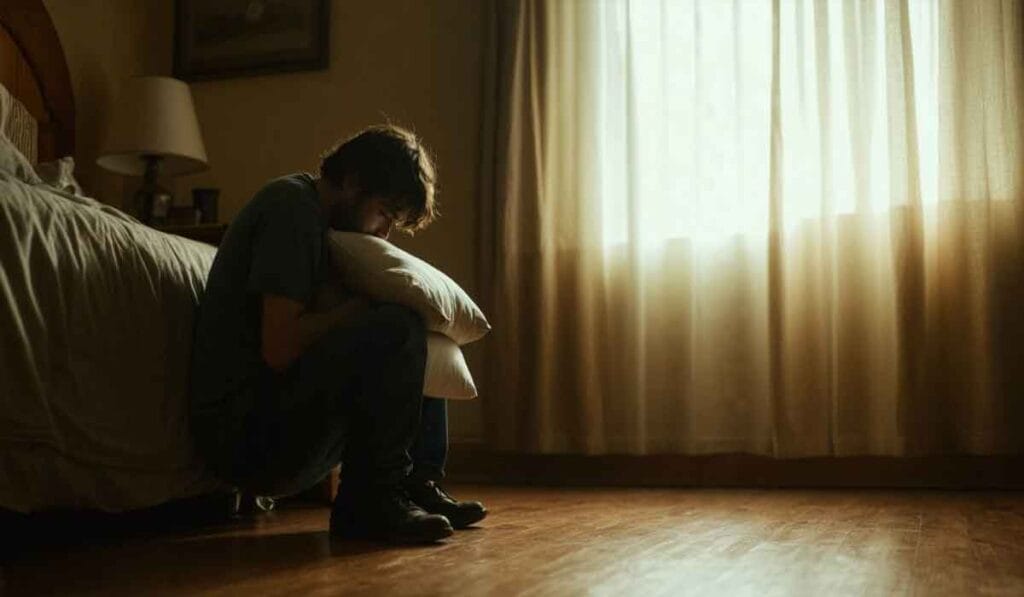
[319,124,438,234]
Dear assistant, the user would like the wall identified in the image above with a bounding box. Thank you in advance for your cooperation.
[43,0,486,442]
[43,0,175,203]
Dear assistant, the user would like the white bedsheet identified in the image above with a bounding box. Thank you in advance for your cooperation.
[0,173,228,512]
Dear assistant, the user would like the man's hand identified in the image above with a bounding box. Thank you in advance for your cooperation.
[261,292,372,372]
[312,279,350,311]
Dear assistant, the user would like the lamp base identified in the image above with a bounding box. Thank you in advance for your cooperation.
[135,187,173,225]
[134,155,172,225]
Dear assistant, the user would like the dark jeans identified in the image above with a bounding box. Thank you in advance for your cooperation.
[410,396,448,483]
[192,304,447,498]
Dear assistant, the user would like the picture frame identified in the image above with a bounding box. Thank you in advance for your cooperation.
[174,0,330,81]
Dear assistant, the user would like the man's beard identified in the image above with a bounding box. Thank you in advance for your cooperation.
[327,200,357,231]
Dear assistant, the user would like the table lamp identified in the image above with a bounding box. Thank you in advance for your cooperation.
[97,76,208,224]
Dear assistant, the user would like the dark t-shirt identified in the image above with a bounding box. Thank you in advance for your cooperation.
[190,173,327,413]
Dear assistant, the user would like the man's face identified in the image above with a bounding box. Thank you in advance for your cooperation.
[327,193,403,240]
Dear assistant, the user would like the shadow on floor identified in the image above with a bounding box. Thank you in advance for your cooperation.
[0,493,240,560]
[0,493,357,559]
[3,528,425,595]
[1,502,438,595]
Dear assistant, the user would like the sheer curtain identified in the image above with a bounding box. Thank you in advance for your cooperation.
[479,0,1024,455]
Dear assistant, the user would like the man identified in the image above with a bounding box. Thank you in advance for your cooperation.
[189,125,485,543]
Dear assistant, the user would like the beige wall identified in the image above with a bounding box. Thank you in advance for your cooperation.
[43,0,175,203]
[44,0,486,441]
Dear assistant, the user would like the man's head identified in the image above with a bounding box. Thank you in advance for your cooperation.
[318,124,438,239]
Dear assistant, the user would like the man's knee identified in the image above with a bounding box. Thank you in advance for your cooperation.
[368,304,426,354]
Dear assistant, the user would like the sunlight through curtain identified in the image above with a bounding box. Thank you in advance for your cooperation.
[479,0,1024,455]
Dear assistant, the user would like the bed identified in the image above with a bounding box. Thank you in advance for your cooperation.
[0,0,229,512]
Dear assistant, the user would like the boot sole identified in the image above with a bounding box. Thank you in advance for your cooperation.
[450,508,488,530]
[331,520,454,544]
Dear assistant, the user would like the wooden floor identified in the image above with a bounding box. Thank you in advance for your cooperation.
[3,486,1023,596]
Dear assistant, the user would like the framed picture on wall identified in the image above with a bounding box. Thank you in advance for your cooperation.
[174,0,329,81]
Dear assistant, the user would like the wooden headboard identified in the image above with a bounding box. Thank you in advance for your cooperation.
[0,0,74,161]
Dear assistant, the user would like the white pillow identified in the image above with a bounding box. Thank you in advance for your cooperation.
[424,333,477,399]
[327,231,491,345]
[0,134,41,185]
[30,158,139,224]
[36,156,85,196]
[0,83,40,177]
[312,283,478,400]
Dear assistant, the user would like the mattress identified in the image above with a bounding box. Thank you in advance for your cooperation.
[0,173,228,512]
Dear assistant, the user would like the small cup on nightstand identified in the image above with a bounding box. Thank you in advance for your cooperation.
[192,188,220,224]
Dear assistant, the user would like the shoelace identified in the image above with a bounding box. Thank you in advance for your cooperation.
[431,482,454,502]
[386,486,421,511]
[422,481,458,505]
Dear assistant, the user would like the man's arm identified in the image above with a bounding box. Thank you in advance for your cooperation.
[261,294,370,372]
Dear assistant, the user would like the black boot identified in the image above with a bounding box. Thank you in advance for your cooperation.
[330,484,453,544]
[404,480,487,529]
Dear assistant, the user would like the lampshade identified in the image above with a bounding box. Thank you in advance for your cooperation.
[97,76,208,177]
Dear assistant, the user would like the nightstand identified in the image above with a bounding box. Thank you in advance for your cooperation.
[154,223,228,246]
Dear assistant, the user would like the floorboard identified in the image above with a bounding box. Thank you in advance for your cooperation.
[2,486,1022,596]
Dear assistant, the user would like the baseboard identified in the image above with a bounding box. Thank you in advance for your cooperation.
[446,442,1024,489]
